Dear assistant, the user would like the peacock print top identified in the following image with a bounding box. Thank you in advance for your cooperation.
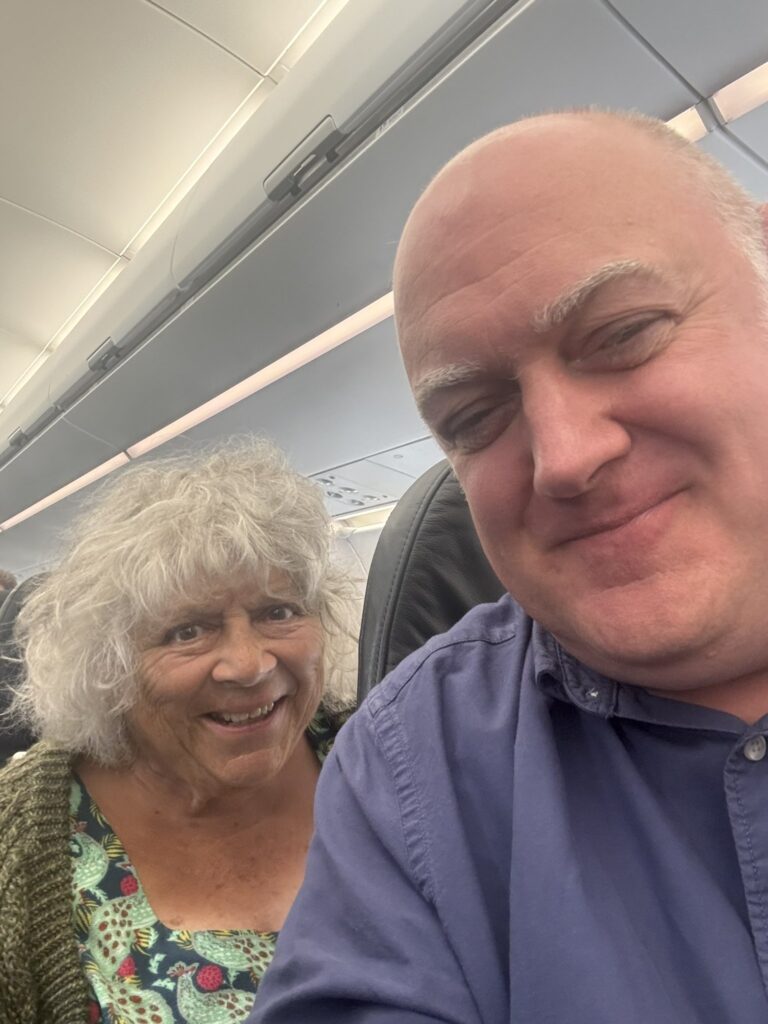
[69,708,345,1024]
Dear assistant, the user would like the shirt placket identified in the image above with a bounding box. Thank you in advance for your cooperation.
[725,729,768,994]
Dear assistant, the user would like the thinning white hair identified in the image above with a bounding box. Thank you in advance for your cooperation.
[13,438,359,765]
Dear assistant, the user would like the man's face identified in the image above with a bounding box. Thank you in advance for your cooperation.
[397,117,768,690]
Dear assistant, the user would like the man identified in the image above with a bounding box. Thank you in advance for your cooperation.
[250,110,768,1021]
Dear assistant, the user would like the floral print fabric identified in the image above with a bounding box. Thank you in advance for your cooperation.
[69,709,343,1024]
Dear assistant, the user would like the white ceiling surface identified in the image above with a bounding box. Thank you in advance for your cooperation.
[151,0,336,75]
[0,0,340,408]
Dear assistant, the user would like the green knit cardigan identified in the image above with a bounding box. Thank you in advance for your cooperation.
[0,744,90,1024]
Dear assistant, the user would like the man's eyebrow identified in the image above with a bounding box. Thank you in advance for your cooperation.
[531,259,669,333]
[413,361,485,417]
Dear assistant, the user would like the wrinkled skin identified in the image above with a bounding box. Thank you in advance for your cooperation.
[132,574,324,806]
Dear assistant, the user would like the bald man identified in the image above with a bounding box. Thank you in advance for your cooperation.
[250,111,768,1022]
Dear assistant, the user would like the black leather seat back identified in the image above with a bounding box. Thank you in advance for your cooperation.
[357,461,505,701]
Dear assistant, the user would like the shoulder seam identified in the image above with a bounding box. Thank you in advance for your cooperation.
[369,629,518,716]
[365,699,439,904]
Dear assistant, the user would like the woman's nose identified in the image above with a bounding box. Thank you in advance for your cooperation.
[210,627,277,685]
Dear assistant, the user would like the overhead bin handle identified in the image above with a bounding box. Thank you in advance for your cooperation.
[87,338,121,373]
[264,116,344,202]
[8,428,29,449]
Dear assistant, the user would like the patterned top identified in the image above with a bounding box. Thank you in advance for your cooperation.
[69,709,344,1024]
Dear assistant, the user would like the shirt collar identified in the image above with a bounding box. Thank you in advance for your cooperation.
[531,621,617,718]
[530,619,754,735]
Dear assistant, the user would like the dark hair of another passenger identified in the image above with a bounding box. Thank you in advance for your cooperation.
[0,575,45,761]
[0,569,17,601]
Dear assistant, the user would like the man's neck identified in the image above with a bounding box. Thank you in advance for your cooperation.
[649,670,768,725]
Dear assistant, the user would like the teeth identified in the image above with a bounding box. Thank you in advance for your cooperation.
[216,702,275,724]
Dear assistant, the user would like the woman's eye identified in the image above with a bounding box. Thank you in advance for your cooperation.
[264,605,299,622]
[165,623,206,644]
[443,397,519,454]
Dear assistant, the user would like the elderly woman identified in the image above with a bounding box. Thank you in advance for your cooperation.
[0,439,358,1024]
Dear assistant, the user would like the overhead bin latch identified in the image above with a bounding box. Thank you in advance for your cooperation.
[87,337,121,373]
[8,428,29,449]
[264,116,344,202]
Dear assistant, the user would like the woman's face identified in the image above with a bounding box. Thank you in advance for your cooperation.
[131,574,325,793]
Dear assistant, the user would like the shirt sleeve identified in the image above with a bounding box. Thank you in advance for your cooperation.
[247,702,481,1023]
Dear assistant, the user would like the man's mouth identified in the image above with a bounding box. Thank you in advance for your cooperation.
[206,698,282,727]
[560,491,684,548]
[543,490,685,549]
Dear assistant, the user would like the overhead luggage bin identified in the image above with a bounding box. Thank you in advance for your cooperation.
[172,0,523,293]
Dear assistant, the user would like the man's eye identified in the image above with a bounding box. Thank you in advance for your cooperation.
[442,398,518,454]
[581,314,673,369]
[164,623,206,644]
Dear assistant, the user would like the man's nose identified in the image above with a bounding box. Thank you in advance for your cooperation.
[521,371,630,499]
[210,626,277,685]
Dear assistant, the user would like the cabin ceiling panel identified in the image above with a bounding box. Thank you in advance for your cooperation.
[0,0,261,255]
[697,129,768,201]
[722,107,768,178]
[0,483,91,577]
[368,437,444,480]
[131,321,426,477]
[0,326,426,574]
[607,0,768,97]
[0,417,119,523]
[0,202,115,391]
[149,0,326,74]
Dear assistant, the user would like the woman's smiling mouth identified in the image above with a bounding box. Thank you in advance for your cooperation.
[205,698,284,730]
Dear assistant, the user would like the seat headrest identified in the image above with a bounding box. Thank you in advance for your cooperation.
[357,460,505,701]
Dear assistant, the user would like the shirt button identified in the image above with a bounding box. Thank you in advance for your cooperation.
[743,735,767,762]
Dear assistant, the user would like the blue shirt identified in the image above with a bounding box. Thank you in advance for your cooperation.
[249,595,768,1022]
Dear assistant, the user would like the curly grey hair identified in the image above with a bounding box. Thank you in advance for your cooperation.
[13,438,359,765]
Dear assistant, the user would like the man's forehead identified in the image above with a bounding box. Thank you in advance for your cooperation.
[395,114,693,303]
[395,121,719,364]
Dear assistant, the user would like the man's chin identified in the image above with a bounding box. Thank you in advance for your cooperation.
[546,596,718,685]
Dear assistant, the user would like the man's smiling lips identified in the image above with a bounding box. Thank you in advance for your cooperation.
[533,490,685,550]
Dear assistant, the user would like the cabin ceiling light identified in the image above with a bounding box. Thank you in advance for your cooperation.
[0,453,130,532]
[666,106,709,142]
[712,60,768,124]
[126,291,394,458]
